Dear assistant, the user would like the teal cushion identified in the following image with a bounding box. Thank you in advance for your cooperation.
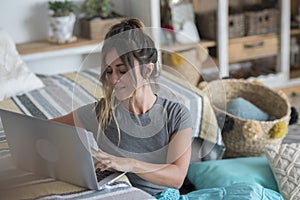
[153,183,283,200]
[183,183,283,200]
[187,157,278,192]
[226,97,269,121]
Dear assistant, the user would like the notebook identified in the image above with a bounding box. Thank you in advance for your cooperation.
[0,109,125,190]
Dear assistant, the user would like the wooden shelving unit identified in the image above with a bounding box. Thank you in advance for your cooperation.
[289,0,300,82]
[15,37,105,75]
[291,28,300,36]
[161,40,215,52]
[227,33,279,63]
[16,37,103,55]
[290,28,300,80]
[195,0,290,88]
[290,69,300,79]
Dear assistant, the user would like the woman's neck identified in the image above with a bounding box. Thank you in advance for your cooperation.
[129,86,157,114]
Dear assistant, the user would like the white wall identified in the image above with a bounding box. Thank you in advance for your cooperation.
[0,0,130,44]
[0,0,50,43]
[0,0,156,74]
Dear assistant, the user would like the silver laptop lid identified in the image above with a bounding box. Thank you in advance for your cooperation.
[0,109,106,190]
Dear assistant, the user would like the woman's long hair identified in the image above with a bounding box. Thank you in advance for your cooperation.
[95,18,158,144]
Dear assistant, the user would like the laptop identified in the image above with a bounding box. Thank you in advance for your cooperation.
[0,109,125,190]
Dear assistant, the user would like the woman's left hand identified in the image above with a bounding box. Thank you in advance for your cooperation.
[92,150,133,172]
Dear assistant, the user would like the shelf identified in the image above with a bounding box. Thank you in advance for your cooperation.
[161,40,216,52]
[290,68,300,79]
[17,38,216,56]
[228,33,279,44]
[16,37,105,63]
[279,84,300,96]
[16,37,103,55]
[200,40,216,48]
[247,72,286,89]
[291,28,300,36]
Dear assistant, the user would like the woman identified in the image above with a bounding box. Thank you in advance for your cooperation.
[53,18,192,197]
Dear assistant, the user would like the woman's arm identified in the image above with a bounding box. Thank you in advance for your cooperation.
[93,127,192,189]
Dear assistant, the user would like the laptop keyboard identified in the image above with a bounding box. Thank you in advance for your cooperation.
[95,168,114,182]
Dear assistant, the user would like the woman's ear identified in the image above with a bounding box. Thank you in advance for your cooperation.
[143,63,154,79]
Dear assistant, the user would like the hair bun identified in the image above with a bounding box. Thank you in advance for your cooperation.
[105,18,146,39]
[122,18,144,29]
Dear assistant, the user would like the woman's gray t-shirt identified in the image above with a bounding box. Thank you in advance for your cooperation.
[75,96,192,195]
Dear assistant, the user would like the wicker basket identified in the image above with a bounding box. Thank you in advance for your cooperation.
[245,8,279,36]
[203,79,291,158]
[195,11,245,40]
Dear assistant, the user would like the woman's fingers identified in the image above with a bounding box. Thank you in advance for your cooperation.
[95,160,111,170]
[92,150,115,171]
[92,150,130,172]
[92,150,110,161]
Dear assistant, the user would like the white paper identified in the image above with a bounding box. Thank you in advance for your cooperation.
[86,131,99,152]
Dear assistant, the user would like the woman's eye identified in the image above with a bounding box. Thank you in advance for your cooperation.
[120,71,128,74]
[106,70,112,74]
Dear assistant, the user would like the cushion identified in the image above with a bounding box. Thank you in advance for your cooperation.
[159,70,224,161]
[187,157,278,191]
[160,70,220,143]
[265,143,300,200]
[0,29,44,100]
[155,183,283,200]
[184,183,283,200]
[226,97,269,121]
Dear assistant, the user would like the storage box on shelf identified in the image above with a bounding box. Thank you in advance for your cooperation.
[245,8,279,36]
[191,0,288,88]
[80,18,124,40]
[195,11,245,40]
[206,32,279,67]
[228,33,279,63]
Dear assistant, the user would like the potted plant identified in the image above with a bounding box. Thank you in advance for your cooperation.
[48,0,77,43]
[79,0,124,40]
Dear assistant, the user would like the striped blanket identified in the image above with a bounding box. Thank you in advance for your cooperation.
[0,68,103,118]
[0,69,154,199]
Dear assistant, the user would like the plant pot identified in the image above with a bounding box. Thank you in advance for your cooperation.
[80,17,124,40]
[48,13,76,41]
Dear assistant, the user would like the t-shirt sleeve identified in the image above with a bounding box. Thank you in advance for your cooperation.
[171,104,193,134]
[74,102,99,135]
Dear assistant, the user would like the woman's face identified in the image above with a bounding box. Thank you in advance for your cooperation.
[105,49,143,101]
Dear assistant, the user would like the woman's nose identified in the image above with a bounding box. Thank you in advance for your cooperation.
[109,73,120,86]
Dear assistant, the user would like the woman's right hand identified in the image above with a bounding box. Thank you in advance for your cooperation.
[92,150,134,172]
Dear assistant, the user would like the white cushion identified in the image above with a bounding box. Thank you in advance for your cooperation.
[265,143,300,200]
[0,29,44,101]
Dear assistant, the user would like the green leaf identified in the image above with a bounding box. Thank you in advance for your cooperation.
[48,0,77,17]
[82,0,113,19]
